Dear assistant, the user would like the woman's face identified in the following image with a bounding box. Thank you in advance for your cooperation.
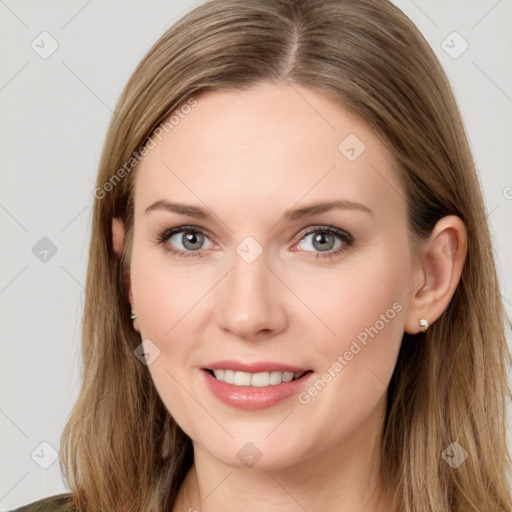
[125,82,418,469]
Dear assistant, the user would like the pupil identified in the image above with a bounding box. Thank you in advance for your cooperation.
[313,232,334,251]
[183,232,203,250]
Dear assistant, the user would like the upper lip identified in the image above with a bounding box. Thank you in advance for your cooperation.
[203,360,311,373]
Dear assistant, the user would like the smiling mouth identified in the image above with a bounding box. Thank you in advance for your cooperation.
[205,369,313,387]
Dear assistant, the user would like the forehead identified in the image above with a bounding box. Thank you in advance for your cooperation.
[134,82,405,224]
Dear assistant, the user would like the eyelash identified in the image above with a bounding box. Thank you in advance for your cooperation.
[155,225,354,260]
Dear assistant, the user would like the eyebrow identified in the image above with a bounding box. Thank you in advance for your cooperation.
[144,199,373,221]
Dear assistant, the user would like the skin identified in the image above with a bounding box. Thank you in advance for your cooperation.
[112,82,467,511]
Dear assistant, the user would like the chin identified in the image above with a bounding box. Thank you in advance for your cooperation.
[196,433,311,471]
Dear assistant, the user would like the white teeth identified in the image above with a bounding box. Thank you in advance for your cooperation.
[211,369,306,387]
[213,369,225,380]
[234,371,251,386]
[282,371,294,383]
[269,371,283,385]
[251,372,270,387]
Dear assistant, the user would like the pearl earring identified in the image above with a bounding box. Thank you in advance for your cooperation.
[418,318,429,332]
[130,312,137,320]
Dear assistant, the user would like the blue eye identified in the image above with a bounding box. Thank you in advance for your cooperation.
[156,225,354,260]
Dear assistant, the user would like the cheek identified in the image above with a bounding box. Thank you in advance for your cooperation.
[294,245,410,382]
[129,246,208,436]
[291,260,408,438]
[130,241,204,340]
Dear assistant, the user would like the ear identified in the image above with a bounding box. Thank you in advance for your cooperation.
[112,217,135,308]
[404,215,467,334]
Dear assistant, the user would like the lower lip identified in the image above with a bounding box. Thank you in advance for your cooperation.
[202,369,313,410]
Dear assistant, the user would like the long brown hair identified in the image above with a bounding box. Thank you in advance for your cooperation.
[59,1,512,510]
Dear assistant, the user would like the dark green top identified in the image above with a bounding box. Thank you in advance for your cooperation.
[9,493,74,512]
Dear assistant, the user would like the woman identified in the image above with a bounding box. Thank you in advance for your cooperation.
[12,0,512,511]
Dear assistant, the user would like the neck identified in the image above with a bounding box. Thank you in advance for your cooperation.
[172,397,392,512]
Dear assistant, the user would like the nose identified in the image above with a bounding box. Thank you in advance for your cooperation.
[216,251,288,340]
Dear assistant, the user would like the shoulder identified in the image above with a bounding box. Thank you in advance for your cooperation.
[9,493,75,512]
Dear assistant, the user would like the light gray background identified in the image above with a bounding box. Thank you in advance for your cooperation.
[1,0,511,509]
